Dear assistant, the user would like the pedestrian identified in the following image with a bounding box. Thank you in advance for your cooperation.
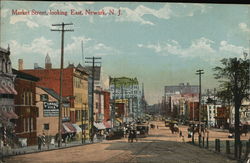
[128,130,132,143]
[42,133,46,147]
[37,135,42,150]
[179,130,182,137]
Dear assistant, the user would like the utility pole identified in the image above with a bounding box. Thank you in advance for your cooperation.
[85,57,101,142]
[51,22,73,148]
[84,103,87,143]
[81,40,84,66]
[81,104,84,144]
[196,69,204,135]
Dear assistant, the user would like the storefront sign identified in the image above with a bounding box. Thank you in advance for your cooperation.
[43,102,59,117]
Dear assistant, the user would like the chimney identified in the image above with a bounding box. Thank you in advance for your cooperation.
[18,59,23,70]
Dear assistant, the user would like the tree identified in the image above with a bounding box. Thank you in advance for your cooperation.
[213,57,250,159]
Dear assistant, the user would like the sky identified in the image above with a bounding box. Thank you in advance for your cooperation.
[1,1,250,105]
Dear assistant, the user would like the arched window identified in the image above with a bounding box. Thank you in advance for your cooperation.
[7,61,12,73]
[2,59,5,73]
[5,59,8,73]
[0,59,2,72]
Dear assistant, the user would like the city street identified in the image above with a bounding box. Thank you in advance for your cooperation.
[6,121,237,163]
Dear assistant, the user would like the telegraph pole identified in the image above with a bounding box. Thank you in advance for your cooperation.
[51,22,74,147]
[85,57,101,142]
[196,69,204,135]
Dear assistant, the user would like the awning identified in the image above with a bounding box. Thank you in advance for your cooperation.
[72,124,82,133]
[103,121,111,128]
[62,122,77,134]
[116,118,123,123]
[94,122,106,130]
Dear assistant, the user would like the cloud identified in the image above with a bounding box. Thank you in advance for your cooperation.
[219,41,246,56]
[138,37,246,62]
[7,37,54,57]
[86,42,119,57]
[49,2,82,11]
[138,37,215,58]
[104,4,210,25]
[10,13,39,28]
[239,22,250,33]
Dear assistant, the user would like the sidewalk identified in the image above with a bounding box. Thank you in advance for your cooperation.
[0,138,104,159]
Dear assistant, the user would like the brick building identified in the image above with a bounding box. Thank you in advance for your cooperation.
[103,91,110,122]
[188,102,199,121]
[21,56,89,139]
[13,69,39,146]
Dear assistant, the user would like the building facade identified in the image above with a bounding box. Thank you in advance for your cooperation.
[21,57,90,139]
[36,86,70,138]
[0,47,18,148]
[109,77,141,121]
[13,69,39,146]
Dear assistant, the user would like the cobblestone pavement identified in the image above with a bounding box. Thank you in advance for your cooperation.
[5,121,239,163]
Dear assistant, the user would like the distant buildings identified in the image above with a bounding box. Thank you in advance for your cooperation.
[165,83,199,97]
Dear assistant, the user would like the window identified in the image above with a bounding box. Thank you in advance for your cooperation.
[27,118,30,132]
[22,93,25,105]
[40,94,48,102]
[44,123,49,130]
[30,92,33,105]
[30,117,33,131]
[23,118,26,132]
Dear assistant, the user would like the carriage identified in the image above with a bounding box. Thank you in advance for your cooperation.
[165,120,171,127]
[136,124,149,138]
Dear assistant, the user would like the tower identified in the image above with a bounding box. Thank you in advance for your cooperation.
[45,53,52,69]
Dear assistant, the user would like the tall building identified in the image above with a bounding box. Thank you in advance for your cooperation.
[45,53,52,69]
[109,77,141,121]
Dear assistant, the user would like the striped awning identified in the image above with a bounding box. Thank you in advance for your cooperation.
[62,122,77,134]
[94,122,106,130]
[116,118,123,123]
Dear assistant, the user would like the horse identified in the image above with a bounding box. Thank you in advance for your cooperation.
[170,125,179,134]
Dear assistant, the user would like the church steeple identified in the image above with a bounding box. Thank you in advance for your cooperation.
[45,53,52,69]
